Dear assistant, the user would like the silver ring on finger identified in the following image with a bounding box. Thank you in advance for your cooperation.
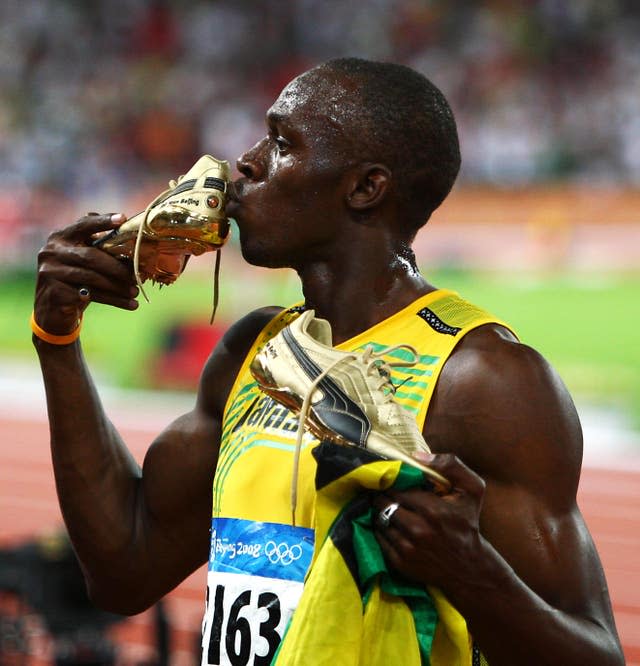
[78,286,91,300]
[377,501,400,530]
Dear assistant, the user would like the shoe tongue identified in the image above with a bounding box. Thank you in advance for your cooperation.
[193,154,213,169]
[307,315,333,346]
[180,155,210,181]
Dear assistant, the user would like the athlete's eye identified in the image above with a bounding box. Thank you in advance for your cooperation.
[274,136,290,154]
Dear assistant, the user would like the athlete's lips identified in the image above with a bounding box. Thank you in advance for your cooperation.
[226,199,240,217]
[227,180,241,201]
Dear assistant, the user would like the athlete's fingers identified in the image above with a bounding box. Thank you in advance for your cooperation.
[57,212,127,244]
[411,452,486,500]
[38,278,139,313]
[375,521,420,567]
[39,239,136,285]
[42,261,139,299]
[83,288,139,311]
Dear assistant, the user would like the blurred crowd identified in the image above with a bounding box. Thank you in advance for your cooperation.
[1,0,639,267]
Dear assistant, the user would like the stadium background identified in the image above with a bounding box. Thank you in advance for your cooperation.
[0,1,638,664]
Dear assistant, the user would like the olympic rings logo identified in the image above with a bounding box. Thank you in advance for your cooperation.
[264,540,303,566]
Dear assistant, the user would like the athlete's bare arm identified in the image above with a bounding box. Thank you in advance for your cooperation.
[33,214,277,614]
[374,324,624,665]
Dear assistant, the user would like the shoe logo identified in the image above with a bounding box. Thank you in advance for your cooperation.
[264,540,303,565]
[282,327,371,447]
[169,178,197,197]
[151,178,197,209]
[206,195,220,208]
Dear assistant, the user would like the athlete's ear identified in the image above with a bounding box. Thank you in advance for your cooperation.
[345,163,391,212]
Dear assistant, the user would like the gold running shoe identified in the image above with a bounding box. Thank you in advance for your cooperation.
[250,309,451,523]
[95,155,231,309]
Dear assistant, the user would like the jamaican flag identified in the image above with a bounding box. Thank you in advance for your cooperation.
[272,441,474,665]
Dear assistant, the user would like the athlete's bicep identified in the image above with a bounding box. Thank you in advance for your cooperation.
[480,480,616,626]
[133,307,284,598]
[427,325,618,632]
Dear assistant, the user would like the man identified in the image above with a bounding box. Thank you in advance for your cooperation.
[33,59,623,664]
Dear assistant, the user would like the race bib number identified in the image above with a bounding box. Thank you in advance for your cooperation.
[201,518,314,666]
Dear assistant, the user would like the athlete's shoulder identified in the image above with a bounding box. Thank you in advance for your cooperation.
[428,323,582,499]
[436,322,575,432]
[444,321,554,387]
[221,306,286,356]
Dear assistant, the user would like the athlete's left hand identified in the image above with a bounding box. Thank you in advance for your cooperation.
[372,452,489,589]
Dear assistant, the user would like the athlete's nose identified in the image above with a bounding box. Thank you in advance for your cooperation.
[237,137,267,181]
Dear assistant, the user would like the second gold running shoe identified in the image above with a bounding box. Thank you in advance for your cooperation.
[250,309,451,518]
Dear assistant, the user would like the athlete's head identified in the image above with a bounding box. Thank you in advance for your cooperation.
[232,58,460,268]
[309,58,461,229]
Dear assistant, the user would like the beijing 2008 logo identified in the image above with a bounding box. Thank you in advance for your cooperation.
[264,540,303,566]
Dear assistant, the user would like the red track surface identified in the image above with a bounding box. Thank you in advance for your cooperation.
[1,413,639,665]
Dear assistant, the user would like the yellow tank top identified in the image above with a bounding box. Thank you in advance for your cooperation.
[213,289,511,524]
[202,290,509,665]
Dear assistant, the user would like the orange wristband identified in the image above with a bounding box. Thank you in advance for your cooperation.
[30,310,82,345]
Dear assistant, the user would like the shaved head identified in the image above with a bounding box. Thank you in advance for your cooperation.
[302,58,461,229]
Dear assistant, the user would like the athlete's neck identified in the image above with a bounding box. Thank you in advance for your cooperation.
[296,242,436,345]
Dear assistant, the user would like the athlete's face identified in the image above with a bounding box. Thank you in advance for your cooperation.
[228,71,357,269]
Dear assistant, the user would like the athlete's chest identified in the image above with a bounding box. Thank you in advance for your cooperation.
[214,385,319,526]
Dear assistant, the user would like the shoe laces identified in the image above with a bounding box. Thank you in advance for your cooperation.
[358,344,418,398]
[290,342,419,525]
[132,176,222,323]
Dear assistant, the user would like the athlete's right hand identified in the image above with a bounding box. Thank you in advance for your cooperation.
[34,213,140,336]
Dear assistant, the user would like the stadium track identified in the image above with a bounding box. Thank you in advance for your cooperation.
[1,378,639,665]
